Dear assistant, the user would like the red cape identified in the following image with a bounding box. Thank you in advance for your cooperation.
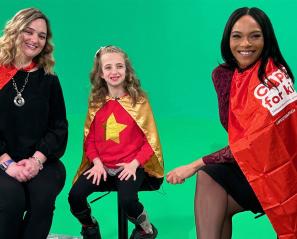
[228,59,297,238]
[0,62,37,89]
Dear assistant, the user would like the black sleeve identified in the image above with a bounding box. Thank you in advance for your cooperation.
[36,76,68,160]
[0,139,6,156]
[202,145,235,164]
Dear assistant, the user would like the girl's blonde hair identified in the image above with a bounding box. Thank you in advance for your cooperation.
[90,45,146,106]
[0,8,55,74]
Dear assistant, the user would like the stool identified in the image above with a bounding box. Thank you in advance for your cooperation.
[118,193,128,239]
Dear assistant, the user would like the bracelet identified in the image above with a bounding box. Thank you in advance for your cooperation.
[0,159,15,171]
[32,156,43,170]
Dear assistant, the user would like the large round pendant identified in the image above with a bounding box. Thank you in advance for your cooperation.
[14,94,25,107]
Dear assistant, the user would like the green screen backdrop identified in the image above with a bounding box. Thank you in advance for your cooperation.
[1,0,296,238]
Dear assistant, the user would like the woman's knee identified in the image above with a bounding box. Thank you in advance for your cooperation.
[196,171,218,188]
[195,171,227,202]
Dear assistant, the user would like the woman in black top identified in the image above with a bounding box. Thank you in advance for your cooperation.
[0,8,68,239]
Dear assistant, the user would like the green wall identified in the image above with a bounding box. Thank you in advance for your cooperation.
[1,0,295,238]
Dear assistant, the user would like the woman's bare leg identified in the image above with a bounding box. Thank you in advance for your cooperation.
[220,195,244,239]
[195,171,228,239]
[195,171,244,239]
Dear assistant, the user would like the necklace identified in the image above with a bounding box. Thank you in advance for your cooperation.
[109,93,126,100]
[111,96,120,100]
[12,72,30,107]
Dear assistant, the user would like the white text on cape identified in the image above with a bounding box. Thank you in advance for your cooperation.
[254,69,297,116]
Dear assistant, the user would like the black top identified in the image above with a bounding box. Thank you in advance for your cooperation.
[0,68,68,161]
[202,65,234,164]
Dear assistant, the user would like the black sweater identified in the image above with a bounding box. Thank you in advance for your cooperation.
[0,68,68,161]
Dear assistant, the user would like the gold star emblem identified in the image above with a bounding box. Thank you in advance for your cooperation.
[103,113,127,143]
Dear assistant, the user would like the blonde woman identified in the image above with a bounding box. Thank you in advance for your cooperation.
[0,8,68,239]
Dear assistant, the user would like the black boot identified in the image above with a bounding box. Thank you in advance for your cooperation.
[128,210,158,239]
[129,224,158,239]
[81,220,101,239]
[71,206,102,239]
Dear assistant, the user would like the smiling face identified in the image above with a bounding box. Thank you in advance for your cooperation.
[230,15,264,69]
[100,52,126,91]
[19,18,47,63]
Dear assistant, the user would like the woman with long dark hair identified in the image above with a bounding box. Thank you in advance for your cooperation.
[167,7,297,239]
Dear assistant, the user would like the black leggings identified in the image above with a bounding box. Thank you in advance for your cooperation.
[0,160,66,239]
[69,167,162,220]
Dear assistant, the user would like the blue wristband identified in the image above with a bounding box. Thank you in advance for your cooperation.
[0,159,15,171]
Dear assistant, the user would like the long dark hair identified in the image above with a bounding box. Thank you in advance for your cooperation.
[221,7,294,84]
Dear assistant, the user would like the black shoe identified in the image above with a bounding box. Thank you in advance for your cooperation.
[81,221,101,239]
[129,224,158,239]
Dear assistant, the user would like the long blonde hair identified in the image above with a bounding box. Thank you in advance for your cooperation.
[0,8,55,74]
[90,45,146,106]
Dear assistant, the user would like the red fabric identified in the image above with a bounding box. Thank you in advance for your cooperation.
[85,100,154,168]
[228,59,297,238]
[0,62,37,90]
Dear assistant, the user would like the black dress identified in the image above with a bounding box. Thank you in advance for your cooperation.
[200,65,263,213]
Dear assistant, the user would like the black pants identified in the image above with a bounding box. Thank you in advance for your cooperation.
[69,167,163,220]
[0,160,66,239]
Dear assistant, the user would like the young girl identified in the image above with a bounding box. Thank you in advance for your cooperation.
[68,46,164,239]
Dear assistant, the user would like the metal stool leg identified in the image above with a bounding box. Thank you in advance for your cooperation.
[118,193,128,239]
